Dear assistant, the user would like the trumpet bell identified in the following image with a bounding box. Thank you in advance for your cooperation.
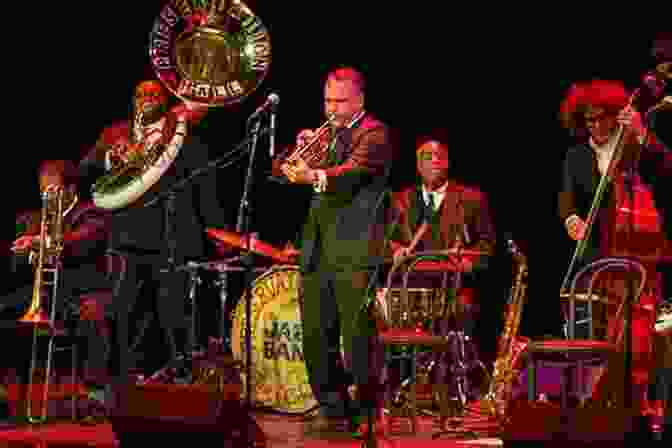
[150,0,271,108]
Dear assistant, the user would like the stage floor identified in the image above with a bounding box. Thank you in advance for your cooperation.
[0,412,504,447]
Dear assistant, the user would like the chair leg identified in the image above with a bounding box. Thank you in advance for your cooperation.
[71,344,77,421]
[527,356,537,401]
[410,349,418,433]
[560,366,568,409]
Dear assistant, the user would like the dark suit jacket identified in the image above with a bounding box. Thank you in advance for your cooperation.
[4,200,114,314]
[299,114,397,272]
[79,120,229,262]
[390,181,496,272]
[558,137,672,267]
[13,200,110,268]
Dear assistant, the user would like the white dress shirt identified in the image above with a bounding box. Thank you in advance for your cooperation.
[421,181,449,212]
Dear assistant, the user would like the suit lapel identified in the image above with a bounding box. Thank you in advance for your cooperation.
[334,129,351,164]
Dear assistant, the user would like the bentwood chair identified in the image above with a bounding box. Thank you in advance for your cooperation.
[526,257,646,409]
[378,254,464,435]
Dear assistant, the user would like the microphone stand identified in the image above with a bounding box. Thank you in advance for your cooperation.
[236,117,263,412]
[132,126,269,388]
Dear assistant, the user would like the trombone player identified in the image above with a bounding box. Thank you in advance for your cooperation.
[3,159,113,422]
[280,66,397,436]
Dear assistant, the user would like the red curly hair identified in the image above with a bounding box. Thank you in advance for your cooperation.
[559,79,630,133]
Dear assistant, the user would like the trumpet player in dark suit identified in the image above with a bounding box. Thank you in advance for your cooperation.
[280,66,397,435]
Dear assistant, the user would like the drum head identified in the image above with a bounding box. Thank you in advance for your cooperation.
[231,266,317,414]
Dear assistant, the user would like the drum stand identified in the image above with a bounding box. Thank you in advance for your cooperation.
[432,250,481,440]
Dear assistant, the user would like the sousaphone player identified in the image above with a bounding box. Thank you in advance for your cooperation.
[79,80,230,406]
[79,1,272,415]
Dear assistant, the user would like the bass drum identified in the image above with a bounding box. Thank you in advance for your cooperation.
[231,265,318,414]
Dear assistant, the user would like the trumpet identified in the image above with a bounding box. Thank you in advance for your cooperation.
[280,113,336,169]
[273,110,366,174]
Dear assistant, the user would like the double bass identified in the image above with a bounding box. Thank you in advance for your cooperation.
[559,72,670,414]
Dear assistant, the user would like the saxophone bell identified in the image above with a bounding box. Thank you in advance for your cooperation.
[479,239,528,427]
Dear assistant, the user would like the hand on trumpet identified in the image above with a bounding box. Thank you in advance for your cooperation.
[280,158,314,184]
[296,128,317,147]
[392,245,412,264]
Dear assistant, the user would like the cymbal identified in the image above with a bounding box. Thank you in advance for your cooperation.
[413,249,491,257]
[410,261,461,272]
[206,228,298,264]
[559,293,609,304]
[384,248,490,264]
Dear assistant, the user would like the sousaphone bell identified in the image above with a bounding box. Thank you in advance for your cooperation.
[150,0,271,108]
[92,0,272,210]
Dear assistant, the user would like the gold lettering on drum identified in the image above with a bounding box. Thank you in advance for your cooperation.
[234,268,315,412]
[264,319,303,361]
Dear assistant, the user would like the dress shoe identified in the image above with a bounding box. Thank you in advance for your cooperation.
[304,408,350,436]
[352,410,389,439]
[79,387,109,426]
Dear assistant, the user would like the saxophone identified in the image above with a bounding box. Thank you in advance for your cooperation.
[479,238,529,425]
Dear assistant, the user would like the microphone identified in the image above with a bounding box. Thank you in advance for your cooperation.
[270,104,277,158]
[504,232,520,255]
[248,93,279,121]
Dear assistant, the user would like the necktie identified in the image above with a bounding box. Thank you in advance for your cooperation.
[427,192,435,212]
[422,192,440,247]
[326,130,338,166]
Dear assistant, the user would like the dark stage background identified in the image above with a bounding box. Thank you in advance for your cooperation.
[1,2,667,350]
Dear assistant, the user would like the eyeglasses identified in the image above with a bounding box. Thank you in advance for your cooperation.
[585,112,614,126]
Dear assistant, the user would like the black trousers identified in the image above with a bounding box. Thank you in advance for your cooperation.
[108,253,190,384]
[299,266,384,418]
[0,263,113,385]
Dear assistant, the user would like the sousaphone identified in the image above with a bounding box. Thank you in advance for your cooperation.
[92,0,271,210]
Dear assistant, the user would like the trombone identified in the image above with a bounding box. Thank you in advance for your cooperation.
[19,185,76,423]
